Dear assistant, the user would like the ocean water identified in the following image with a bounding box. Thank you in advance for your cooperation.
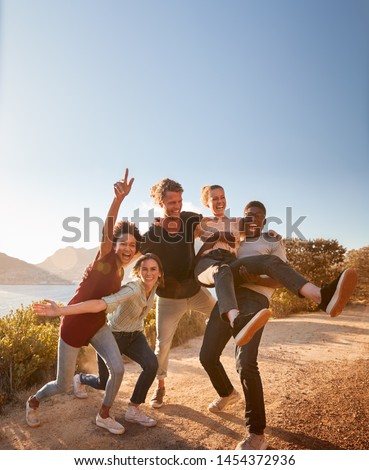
[0,285,78,318]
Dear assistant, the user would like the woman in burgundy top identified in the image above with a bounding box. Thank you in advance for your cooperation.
[26,169,141,435]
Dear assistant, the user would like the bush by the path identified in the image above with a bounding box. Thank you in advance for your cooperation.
[0,304,59,410]
[0,300,206,410]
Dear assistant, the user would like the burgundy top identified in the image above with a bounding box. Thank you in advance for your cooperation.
[60,249,123,348]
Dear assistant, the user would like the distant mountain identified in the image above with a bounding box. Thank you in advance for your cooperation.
[0,252,71,285]
[1,239,202,285]
[37,246,98,283]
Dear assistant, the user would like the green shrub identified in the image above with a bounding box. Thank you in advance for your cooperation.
[345,246,369,303]
[144,302,157,349]
[0,298,206,411]
[270,288,315,318]
[270,238,346,317]
[283,238,346,284]
[0,304,59,408]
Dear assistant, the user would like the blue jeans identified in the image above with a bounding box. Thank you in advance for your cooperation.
[200,287,269,435]
[196,251,307,320]
[81,330,158,405]
[35,324,124,407]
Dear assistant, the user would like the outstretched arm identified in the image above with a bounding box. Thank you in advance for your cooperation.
[99,168,134,259]
[32,299,107,317]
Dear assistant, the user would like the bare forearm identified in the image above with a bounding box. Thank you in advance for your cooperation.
[60,299,107,316]
[102,197,125,245]
[100,170,134,256]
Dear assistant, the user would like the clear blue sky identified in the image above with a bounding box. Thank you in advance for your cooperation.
[0,0,368,264]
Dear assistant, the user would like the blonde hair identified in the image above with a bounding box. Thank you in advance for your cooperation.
[131,253,165,288]
[150,178,183,205]
[201,185,224,206]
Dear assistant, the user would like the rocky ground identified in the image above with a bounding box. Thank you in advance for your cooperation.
[0,305,368,451]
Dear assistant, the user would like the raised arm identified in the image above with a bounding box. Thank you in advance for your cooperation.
[32,299,107,317]
[99,168,134,259]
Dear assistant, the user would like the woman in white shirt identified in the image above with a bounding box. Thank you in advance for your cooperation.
[33,253,164,430]
[195,185,357,348]
[195,185,271,347]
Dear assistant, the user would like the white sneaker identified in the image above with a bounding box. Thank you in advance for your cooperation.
[208,389,241,413]
[73,374,88,399]
[235,433,268,450]
[125,405,157,427]
[26,399,40,428]
[95,414,125,435]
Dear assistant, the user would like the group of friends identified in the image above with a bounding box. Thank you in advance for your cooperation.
[29,169,358,450]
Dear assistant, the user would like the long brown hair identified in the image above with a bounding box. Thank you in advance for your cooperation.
[131,253,165,288]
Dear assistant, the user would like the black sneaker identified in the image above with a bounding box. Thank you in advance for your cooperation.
[233,309,271,346]
[319,268,358,317]
[150,387,165,408]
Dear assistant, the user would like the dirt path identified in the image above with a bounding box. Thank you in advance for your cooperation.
[0,305,368,450]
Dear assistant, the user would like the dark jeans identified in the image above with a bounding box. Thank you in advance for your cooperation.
[200,287,269,434]
[196,251,308,320]
[80,330,158,405]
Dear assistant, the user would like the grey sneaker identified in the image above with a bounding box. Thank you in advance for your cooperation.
[208,388,241,413]
[26,398,40,428]
[95,414,125,435]
[125,405,157,427]
[319,268,358,317]
[235,433,268,450]
[150,387,165,408]
[233,309,271,346]
[73,374,88,399]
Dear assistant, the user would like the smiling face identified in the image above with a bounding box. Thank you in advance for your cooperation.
[207,187,227,218]
[114,233,137,266]
[138,258,162,292]
[244,205,266,237]
[160,191,183,217]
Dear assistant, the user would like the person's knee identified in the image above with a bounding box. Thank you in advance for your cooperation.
[111,361,125,381]
[199,347,217,369]
[155,336,173,354]
[144,354,159,374]
[217,263,231,276]
[260,254,280,264]
[214,263,233,284]
[97,377,108,389]
[55,381,70,394]
[236,360,258,378]
[199,347,207,366]
[219,262,231,270]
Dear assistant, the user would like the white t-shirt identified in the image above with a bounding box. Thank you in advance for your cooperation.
[237,234,287,300]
